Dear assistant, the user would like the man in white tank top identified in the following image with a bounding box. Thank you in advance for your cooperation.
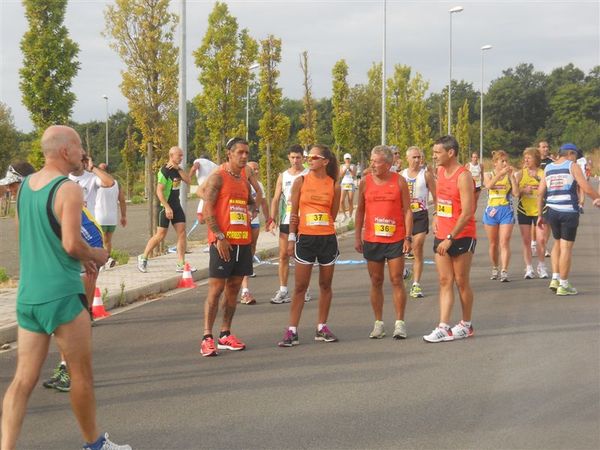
[401,146,437,299]
[268,145,311,304]
[465,152,484,213]
[189,156,219,223]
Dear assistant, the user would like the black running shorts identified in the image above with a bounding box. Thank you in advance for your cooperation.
[544,208,578,242]
[209,244,253,278]
[412,210,429,235]
[158,204,186,228]
[517,211,537,226]
[294,234,339,266]
[279,224,290,235]
[362,240,404,262]
[433,237,477,257]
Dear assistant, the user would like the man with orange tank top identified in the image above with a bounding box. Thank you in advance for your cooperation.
[423,136,477,343]
[199,138,256,357]
[355,145,413,340]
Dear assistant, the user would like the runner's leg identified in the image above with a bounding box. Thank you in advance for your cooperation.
[367,260,385,321]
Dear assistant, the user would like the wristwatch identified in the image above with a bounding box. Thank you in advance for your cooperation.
[406,236,413,243]
[216,232,225,241]
[446,234,454,241]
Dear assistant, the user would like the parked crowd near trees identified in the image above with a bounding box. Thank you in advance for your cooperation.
[2,1,598,219]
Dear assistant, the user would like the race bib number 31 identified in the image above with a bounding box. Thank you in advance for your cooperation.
[437,199,453,218]
[306,212,330,226]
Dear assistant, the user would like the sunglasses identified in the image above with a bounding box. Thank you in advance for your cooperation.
[226,137,247,150]
[8,165,23,178]
[306,155,326,161]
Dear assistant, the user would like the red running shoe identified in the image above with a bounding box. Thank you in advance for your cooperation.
[217,334,246,351]
[200,337,218,357]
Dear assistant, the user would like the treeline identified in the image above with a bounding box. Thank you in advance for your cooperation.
[1,0,598,202]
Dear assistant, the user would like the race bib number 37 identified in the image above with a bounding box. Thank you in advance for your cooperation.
[306,212,330,226]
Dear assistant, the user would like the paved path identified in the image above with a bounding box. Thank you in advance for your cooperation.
[1,214,598,449]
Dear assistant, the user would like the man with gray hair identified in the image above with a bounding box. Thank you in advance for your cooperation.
[1,125,130,450]
[355,145,413,340]
[401,146,436,299]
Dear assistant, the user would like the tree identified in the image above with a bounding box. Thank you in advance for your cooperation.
[386,64,411,152]
[454,99,471,162]
[0,103,20,173]
[20,0,80,167]
[348,62,381,161]
[331,59,352,155]
[409,72,432,157]
[297,51,317,150]
[193,1,257,162]
[104,0,178,161]
[256,35,290,203]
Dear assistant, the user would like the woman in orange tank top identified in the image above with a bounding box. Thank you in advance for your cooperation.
[278,144,341,347]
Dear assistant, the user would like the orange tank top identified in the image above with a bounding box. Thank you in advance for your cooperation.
[298,172,335,235]
[435,166,476,240]
[363,172,406,243]
[207,166,251,245]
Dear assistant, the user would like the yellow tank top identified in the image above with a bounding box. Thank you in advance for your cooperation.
[487,172,511,207]
[517,168,543,216]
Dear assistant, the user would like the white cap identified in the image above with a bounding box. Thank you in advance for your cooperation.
[343,153,351,160]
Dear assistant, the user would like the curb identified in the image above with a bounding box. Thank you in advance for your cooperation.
[0,224,352,345]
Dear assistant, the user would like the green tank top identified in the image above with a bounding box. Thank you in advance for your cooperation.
[17,176,84,305]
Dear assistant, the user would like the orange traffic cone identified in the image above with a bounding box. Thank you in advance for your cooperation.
[92,287,111,319]
[177,263,197,288]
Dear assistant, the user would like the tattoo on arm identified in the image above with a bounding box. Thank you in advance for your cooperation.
[204,173,223,234]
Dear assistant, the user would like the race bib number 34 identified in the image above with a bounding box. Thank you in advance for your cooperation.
[437,199,453,218]
[306,212,330,226]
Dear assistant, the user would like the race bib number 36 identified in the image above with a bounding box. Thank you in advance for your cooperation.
[437,199,453,218]
[306,212,330,226]
[374,220,396,237]
[229,200,248,225]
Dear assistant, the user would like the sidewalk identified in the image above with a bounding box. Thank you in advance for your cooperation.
[0,218,353,345]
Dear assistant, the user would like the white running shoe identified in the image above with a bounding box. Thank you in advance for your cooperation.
[304,289,312,303]
[451,321,474,340]
[490,267,499,280]
[524,267,535,279]
[500,270,509,282]
[537,263,549,279]
[270,289,291,304]
[423,326,453,343]
[393,320,407,340]
[369,320,386,339]
[83,433,132,450]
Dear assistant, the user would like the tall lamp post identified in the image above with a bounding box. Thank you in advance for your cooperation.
[178,0,187,212]
[246,63,260,141]
[381,0,387,145]
[479,45,493,163]
[447,5,464,135]
[102,94,108,165]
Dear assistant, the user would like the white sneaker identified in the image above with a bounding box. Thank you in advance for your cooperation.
[500,270,509,282]
[304,289,312,303]
[423,326,453,343]
[490,267,499,280]
[524,267,535,279]
[451,321,474,340]
[270,289,290,304]
[393,320,407,340]
[537,263,549,279]
[84,433,132,450]
[369,320,385,339]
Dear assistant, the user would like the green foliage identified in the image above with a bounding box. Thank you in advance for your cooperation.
[455,99,471,162]
[298,51,317,150]
[131,195,145,204]
[193,1,258,162]
[256,35,290,201]
[315,98,334,146]
[110,248,130,266]
[104,0,178,160]
[331,60,352,156]
[0,103,20,173]
[0,267,9,283]
[349,63,382,161]
[19,0,80,132]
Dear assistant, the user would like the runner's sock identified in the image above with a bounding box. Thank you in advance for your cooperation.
[288,326,297,334]
[85,434,106,450]
[219,330,230,338]
[279,286,288,293]
[318,323,325,331]
[559,279,568,287]
[203,334,213,340]
[241,288,249,294]
[552,273,559,280]
[462,320,472,328]
[439,322,450,330]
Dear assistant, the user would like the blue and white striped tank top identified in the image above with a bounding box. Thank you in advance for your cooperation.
[544,160,578,213]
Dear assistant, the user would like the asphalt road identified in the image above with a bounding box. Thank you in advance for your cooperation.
[0,201,205,277]
[1,208,599,449]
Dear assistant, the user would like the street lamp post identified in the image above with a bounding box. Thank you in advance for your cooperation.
[480,44,493,163]
[102,94,108,165]
[448,5,464,135]
[178,0,187,212]
[381,0,387,145]
[246,63,260,141]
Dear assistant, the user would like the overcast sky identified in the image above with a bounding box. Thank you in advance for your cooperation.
[1,0,598,132]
